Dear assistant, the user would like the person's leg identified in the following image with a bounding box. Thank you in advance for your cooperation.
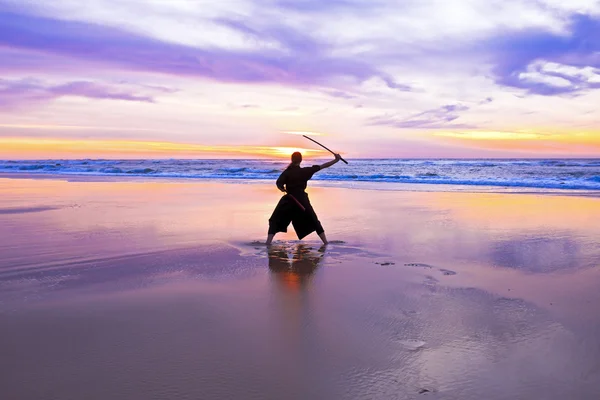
[268,213,293,245]
[267,196,293,245]
[314,213,327,245]
[302,199,326,245]
[318,231,328,245]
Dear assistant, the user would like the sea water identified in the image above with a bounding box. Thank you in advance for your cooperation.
[1,158,599,192]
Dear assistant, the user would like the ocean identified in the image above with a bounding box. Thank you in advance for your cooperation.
[1,158,600,192]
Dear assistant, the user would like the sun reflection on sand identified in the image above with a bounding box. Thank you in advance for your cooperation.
[267,244,325,291]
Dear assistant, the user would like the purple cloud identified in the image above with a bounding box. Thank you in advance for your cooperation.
[275,0,382,13]
[324,90,357,99]
[226,103,260,109]
[213,17,323,55]
[0,79,154,109]
[368,104,474,129]
[484,14,600,95]
[0,10,411,92]
[50,82,154,102]
[213,17,412,91]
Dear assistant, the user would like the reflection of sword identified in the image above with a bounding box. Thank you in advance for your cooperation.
[285,192,306,212]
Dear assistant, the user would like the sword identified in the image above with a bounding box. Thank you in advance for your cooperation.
[302,135,348,164]
[284,191,306,212]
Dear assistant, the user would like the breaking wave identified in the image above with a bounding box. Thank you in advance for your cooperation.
[1,159,599,191]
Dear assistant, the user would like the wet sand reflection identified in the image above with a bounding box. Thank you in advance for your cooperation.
[267,244,325,291]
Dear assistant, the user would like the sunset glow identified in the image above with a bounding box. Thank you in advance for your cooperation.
[282,131,326,137]
[0,138,326,159]
[433,130,600,155]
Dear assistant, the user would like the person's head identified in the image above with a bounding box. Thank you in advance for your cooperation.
[291,152,302,166]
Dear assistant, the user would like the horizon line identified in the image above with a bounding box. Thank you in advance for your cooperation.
[2,156,600,161]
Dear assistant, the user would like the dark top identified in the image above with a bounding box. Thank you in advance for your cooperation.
[276,165,321,195]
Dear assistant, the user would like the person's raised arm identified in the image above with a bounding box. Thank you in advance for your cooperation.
[319,153,341,170]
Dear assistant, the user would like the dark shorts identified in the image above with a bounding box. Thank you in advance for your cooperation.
[268,193,324,239]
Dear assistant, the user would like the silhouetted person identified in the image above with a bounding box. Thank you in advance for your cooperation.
[266,151,341,245]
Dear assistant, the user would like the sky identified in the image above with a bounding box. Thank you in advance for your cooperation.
[1,0,600,159]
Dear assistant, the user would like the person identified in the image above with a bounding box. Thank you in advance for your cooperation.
[266,151,341,245]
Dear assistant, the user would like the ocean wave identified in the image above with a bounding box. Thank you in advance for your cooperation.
[316,175,600,190]
[586,176,600,183]
[251,169,281,174]
[18,164,59,171]
[100,167,124,174]
[216,167,280,174]
[1,159,599,191]
[126,168,156,174]
[217,167,247,173]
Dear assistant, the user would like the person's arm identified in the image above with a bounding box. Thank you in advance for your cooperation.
[319,153,341,170]
[276,171,287,192]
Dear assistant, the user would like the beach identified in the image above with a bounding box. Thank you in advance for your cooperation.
[1,175,600,400]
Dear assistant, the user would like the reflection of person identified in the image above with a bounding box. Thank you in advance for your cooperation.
[268,244,325,290]
[266,151,341,245]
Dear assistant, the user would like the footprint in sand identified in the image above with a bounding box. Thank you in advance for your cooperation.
[398,339,426,351]
[406,263,457,276]
[424,275,439,286]
[405,263,433,269]
[439,268,457,276]
[402,309,418,317]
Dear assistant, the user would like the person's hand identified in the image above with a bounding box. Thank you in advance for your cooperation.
[334,153,341,162]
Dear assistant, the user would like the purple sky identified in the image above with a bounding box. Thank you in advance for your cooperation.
[1,0,599,158]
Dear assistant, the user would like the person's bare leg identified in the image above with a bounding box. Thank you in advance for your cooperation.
[318,232,328,245]
[266,233,275,245]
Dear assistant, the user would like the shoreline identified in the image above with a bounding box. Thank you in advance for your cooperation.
[1,172,599,198]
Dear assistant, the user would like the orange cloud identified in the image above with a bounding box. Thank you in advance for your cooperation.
[0,137,326,159]
[433,130,600,155]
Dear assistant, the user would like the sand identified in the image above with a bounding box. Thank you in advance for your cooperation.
[1,176,600,400]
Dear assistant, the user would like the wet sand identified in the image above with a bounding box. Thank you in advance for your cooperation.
[1,176,600,399]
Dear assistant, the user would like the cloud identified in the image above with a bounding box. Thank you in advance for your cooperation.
[484,13,600,95]
[3,1,596,99]
[212,16,412,90]
[0,78,155,109]
[432,129,600,156]
[0,137,328,159]
[368,104,474,129]
[324,90,357,99]
[434,131,548,140]
[274,0,381,13]
[513,61,600,95]
[50,82,154,102]
[227,103,260,109]
[0,10,411,92]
